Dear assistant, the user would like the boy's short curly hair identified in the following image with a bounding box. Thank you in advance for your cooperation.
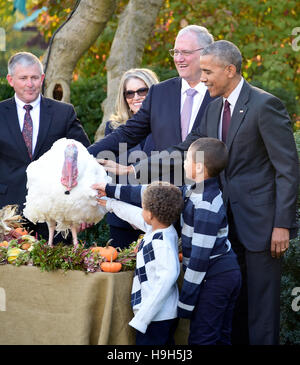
[142,181,183,226]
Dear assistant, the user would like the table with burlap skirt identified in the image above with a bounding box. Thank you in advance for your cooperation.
[0,265,189,345]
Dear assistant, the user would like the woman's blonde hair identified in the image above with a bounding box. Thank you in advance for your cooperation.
[110,68,159,128]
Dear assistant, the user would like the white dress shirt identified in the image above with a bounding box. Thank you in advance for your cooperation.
[218,78,244,140]
[181,79,207,133]
[15,94,41,154]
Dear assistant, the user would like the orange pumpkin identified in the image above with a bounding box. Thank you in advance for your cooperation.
[92,239,118,261]
[90,246,102,254]
[21,242,31,250]
[0,241,9,248]
[100,261,122,273]
[13,227,28,236]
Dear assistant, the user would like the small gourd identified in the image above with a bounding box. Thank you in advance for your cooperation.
[93,239,118,261]
[100,252,122,273]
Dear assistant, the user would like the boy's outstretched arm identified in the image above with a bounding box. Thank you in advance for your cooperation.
[93,183,148,207]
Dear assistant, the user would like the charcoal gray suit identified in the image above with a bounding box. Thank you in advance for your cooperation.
[135,80,299,344]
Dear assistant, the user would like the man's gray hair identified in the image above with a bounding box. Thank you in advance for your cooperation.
[177,25,214,47]
[8,52,44,75]
[201,40,242,74]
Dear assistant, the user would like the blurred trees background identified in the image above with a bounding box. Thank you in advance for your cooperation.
[1,0,299,141]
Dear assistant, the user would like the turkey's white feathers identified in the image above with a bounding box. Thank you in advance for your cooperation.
[23,138,111,234]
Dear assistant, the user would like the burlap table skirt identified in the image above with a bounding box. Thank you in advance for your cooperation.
[0,265,189,345]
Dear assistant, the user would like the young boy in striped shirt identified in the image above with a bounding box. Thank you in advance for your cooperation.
[95,181,183,345]
[93,137,241,345]
[178,137,241,345]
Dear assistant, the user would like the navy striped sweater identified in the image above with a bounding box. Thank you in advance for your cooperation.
[105,177,240,318]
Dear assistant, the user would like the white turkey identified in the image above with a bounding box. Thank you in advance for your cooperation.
[23,138,111,246]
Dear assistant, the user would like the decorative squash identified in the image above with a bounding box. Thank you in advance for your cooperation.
[21,242,31,250]
[100,261,122,273]
[0,241,9,248]
[7,247,22,263]
[92,239,118,261]
[90,246,102,254]
[14,227,28,236]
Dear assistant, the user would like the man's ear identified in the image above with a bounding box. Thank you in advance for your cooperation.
[6,74,13,87]
[226,64,237,79]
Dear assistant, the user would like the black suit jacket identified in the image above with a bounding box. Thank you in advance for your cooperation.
[88,77,213,157]
[0,96,90,211]
[172,80,299,251]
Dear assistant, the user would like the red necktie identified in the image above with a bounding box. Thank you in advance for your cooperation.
[222,100,231,142]
[23,104,33,159]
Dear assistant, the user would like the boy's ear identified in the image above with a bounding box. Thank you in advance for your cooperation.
[195,162,204,176]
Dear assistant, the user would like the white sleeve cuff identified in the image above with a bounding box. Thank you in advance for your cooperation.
[104,197,115,212]
[129,316,148,334]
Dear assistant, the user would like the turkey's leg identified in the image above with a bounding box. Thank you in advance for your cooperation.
[70,225,78,247]
[47,220,56,247]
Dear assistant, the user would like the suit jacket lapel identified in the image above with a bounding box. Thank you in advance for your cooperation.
[192,90,214,131]
[226,81,250,151]
[173,78,183,142]
[207,97,223,138]
[5,97,30,159]
[32,96,52,159]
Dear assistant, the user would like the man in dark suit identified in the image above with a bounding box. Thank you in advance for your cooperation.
[88,25,214,178]
[132,40,299,345]
[1,51,90,242]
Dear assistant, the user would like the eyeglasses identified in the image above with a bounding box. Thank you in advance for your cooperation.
[124,87,149,99]
[169,48,203,58]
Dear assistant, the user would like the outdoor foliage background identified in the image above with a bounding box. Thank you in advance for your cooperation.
[0,0,300,142]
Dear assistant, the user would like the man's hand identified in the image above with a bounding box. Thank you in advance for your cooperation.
[91,183,107,198]
[270,227,289,259]
[97,159,134,176]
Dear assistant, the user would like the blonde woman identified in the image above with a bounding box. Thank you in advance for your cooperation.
[105,68,159,248]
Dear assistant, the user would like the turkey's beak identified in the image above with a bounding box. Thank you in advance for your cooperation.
[61,144,78,193]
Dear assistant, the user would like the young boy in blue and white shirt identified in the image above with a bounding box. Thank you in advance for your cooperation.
[178,137,241,345]
[94,137,241,345]
[95,181,183,345]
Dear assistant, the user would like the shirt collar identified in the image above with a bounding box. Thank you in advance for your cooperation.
[223,77,244,108]
[181,78,207,96]
[189,177,220,195]
[14,93,41,110]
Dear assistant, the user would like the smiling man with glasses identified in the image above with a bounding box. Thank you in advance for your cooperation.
[88,25,214,183]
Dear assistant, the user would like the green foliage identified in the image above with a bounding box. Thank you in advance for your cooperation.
[70,74,107,143]
[77,217,110,248]
[0,78,14,100]
[24,241,103,272]
[28,0,300,125]
[280,238,300,344]
[280,130,300,344]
